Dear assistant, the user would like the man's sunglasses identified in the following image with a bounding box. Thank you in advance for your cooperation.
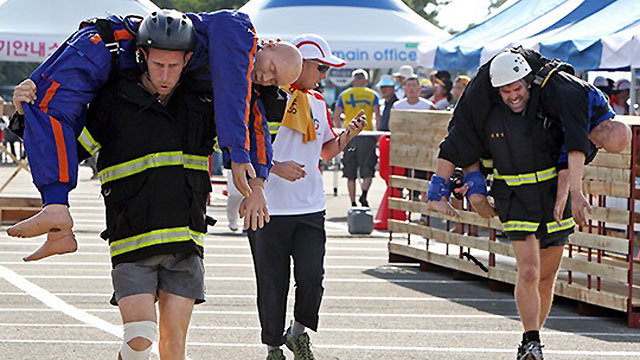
[316,63,330,73]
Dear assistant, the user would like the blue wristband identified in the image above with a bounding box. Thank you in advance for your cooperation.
[463,170,488,197]
[427,175,451,201]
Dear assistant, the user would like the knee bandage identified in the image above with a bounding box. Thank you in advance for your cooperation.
[120,321,157,360]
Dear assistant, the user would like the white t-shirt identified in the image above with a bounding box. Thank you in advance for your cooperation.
[392,98,434,110]
[265,89,337,215]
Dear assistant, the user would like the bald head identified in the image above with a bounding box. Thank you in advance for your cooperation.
[253,41,302,86]
[589,119,632,153]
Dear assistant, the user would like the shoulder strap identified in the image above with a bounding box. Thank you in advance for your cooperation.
[532,59,575,89]
[80,18,122,62]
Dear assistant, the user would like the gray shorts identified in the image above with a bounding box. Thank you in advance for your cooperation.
[342,136,378,179]
[110,252,206,305]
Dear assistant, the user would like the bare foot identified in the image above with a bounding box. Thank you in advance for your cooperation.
[7,204,73,238]
[427,198,459,217]
[23,229,77,262]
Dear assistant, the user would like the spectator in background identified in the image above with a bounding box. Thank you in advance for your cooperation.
[419,78,433,100]
[450,75,470,108]
[393,65,415,99]
[611,79,631,115]
[393,76,434,110]
[321,79,338,109]
[593,76,613,99]
[429,76,453,110]
[376,74,398,132]
[334,69,380,207]
[393,76,433,218]
[429,70,451,88]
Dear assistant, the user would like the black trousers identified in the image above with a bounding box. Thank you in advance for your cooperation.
[248,211,326,346]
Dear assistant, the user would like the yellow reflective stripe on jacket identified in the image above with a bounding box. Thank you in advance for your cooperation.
[190,229,205,247]
[480,158,493,169]
[268,121,281,134]
[77,127,101,156]
[546,217,576,233]
[502,220,539,232]
[110,227,203,257]
[99,151,183,185]
[183,154,209,172]
[493,167,557,186]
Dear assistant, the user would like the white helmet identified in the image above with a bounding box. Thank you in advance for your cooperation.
[489,52,532,88]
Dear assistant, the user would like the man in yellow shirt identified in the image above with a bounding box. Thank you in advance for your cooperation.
[333,69,380,207]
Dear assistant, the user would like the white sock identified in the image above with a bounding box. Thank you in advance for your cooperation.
[290,320,306,337]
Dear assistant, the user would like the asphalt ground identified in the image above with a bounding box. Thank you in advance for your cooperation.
[0,164,638,359]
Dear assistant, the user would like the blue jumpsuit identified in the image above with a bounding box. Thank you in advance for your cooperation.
[23,10,272,206]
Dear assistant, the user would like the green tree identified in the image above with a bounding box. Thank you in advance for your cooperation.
[488,0,509,11]
[0,62,39,99]
[402,0,450,27]
[152,0,249,12]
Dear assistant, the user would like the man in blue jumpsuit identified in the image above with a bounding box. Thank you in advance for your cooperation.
[8,9,301,261]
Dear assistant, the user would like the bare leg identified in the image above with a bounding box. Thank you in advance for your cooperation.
[157,289,195,360]
[511,234,541,331]
[117,294,157,360]
[347,179,356,204]
[361,177,372,192]
[538,245,564,327]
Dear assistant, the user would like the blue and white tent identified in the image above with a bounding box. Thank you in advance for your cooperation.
[0,0,158,62]
[420,0,640,71]
[240,0,450,68]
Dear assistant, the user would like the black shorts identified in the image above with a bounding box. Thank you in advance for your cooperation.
[342,136,377,179]
[508,226,571,248]
[494,186,573,248]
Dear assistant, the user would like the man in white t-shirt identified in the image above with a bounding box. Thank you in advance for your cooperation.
[244,34,366,360]
[393,76,434,110]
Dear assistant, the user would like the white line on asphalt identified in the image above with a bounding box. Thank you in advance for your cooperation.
[0,265,186,359]
[0,251,388,260]
[0,243,387,252]
[0,339,638,356]
[0,265,122,338]
[0,291,513,302]
[19,275,461,284]
[0,261,409,271]
[1,323,639,338]
[0,308,611,320]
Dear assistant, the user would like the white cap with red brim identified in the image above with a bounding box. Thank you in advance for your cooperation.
[291,33,346,68]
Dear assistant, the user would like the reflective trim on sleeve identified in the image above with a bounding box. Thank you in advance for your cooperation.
[493,167,557,186]
[502,220,539,232]
[268,121,281,134]
[99,151,183,185]
[110,227,203,257]
[546,217,576,233]
[480,158,493,169]
[183,154,209,172]
[78,127,102,155]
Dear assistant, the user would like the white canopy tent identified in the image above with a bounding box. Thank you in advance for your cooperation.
[0,0,158,62]
[239,0,450,69]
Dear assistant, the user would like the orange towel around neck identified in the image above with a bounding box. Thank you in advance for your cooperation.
[281,85,317,143]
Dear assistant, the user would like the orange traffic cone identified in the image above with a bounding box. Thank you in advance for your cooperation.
[374,186,406,230]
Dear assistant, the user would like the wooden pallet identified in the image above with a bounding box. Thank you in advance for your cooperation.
[386,110,640,327]
[0,196,42,225]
